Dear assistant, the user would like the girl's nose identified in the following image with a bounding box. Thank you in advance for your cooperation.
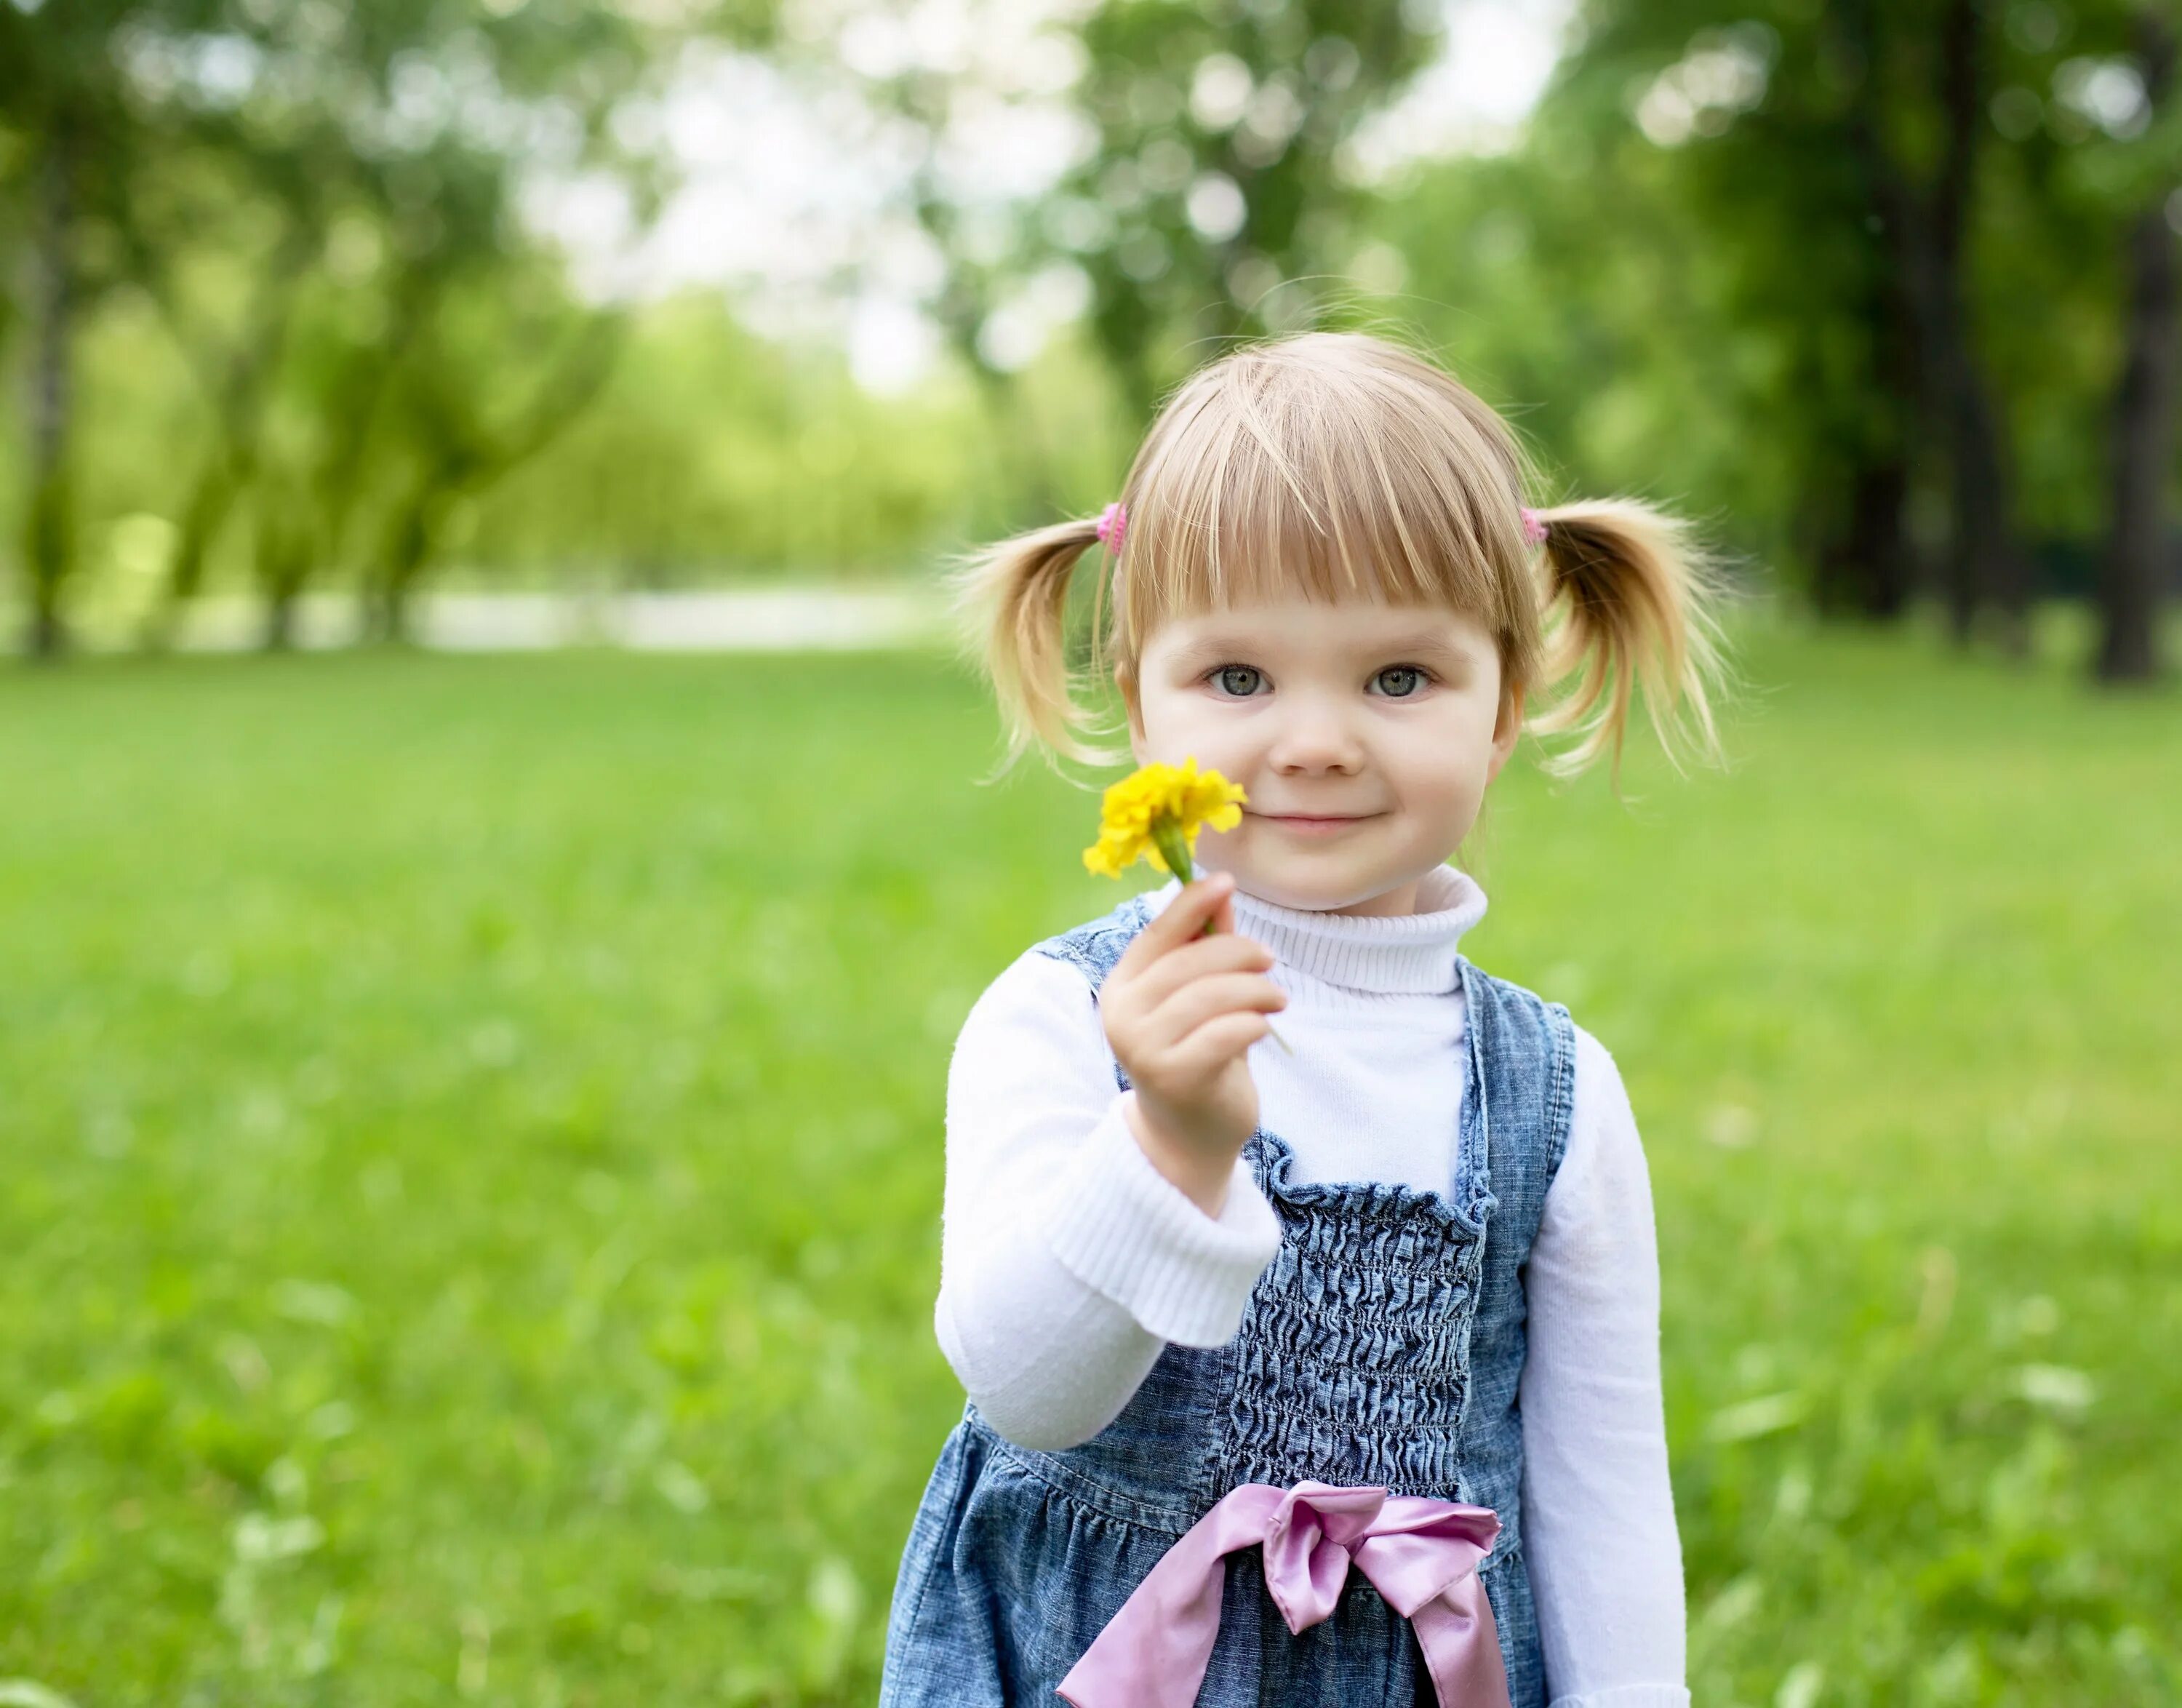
[1268,701,1366,775]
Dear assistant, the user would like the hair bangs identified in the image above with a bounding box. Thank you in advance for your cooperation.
[1108,339,1533,662]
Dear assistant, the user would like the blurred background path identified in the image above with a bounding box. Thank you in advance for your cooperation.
[122,589,951,654]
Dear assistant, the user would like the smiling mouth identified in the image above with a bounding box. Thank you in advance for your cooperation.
[1250,810,1383,834]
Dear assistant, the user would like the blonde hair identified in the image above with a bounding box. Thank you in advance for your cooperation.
[956,332,1725,779]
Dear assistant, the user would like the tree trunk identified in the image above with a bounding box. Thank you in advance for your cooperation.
[1847,238,1919,620]
[1818,455,1914,618]
[260,540,312,653]
[262,589,297,652]
[1931,0,2027,649]
[2095,11,2178,683]
[1941,346,2021,648]
[143,463,239,652]
[1827,0,1922,620]
[370,494,439,645]
[23,126,76,660]
[140,227,319,653]
[1855,0,2022,643]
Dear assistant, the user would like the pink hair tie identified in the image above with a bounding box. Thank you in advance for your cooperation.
[1519,507,1548,547]
[1096,501,1127,555]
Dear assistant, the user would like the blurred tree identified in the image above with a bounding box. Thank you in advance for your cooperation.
[1378,129,1775,553]
[2091,7,2177,682]
[159,0,660,648]
[1060,0,1434,417]
[0,0,208,655]
[1895,0,2031,646]
[1,0,770,655]
[1823,0,1955,626]
[1479,0,2182,652]
[816,3,1099,516]
[114,31,368,650]
[5,0,2173,661]
[1552,0,2036,633]
[460,289,1020,580]
[817,0,1436,497]
[364,247,621,642]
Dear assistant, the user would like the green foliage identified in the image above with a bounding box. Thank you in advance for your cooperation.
[0,0,720,646]
[9,0,2178,651]
[1,623,2176,1702]
[1370,141,1775,548]
[1375,0,2181,602]
[460,296,1130,581]
[1058,0,1434,410]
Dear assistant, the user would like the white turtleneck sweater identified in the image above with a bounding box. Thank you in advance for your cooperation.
[935,867,1687,1708]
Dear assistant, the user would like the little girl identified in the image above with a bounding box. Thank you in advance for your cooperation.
[882,332,1719,1708]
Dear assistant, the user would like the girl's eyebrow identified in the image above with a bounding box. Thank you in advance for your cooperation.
[1163,630,1272,669]
[1368,627,1483,665]
[1165,623,1486,670]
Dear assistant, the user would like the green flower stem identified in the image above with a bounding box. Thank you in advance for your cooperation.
[1150,821,1199,907]
[1151,815,1290,1053]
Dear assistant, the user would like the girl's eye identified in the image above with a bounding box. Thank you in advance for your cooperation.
[1372,666,1428,698]
[1211,665,1266,698]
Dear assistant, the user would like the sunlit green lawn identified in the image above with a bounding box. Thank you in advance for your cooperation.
[2,618,2177,1706]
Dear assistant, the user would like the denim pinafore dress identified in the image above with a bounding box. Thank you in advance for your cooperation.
[882,894,1574,1707]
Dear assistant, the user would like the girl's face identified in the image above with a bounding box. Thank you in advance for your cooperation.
[1123,595,1521,918]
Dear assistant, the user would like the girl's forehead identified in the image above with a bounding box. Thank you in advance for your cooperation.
[1140,594,1498,657]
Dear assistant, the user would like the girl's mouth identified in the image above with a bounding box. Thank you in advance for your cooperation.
[1252,811,1383,837]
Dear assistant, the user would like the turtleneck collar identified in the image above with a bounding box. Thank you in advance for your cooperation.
[1150,866,1487,997]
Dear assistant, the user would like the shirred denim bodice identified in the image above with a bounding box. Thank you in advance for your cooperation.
[882,893,1574,1707]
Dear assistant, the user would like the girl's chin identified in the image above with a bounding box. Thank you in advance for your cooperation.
[1223,868,1411,914]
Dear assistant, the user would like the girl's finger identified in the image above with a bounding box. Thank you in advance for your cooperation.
[1148,973,1287,1042]
[1124,931,1273,1005]
[1162,873,1231,938]
[1167,1010,1272,1077]
[1116,872,1233,970]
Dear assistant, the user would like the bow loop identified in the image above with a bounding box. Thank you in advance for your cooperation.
[1350,1499,1499,1619]
[1260,1482,1387,1634]
[1057,1480,1510,1708]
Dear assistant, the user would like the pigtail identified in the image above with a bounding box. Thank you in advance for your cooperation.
[1526,498,1727,779]
[951,515,1111,767]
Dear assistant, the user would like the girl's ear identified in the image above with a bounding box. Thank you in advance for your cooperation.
[1485,681,1525,785]
[1116,661,1148,762]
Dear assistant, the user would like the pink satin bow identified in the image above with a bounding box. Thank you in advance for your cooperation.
[1056,1480,1509,1708]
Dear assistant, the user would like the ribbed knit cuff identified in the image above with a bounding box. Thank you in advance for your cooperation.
[1043,1100,1282,1348]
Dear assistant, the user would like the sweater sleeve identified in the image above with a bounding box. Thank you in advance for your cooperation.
[934,949,1283,1451]
[1519,1024,1690,1708]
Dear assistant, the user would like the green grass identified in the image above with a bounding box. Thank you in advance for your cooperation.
[1,620,2177,1706]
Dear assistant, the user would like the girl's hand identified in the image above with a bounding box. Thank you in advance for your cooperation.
[1100,872,1287,1216]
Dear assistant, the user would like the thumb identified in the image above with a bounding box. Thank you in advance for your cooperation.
[1156,868,1234,944]
[1114,868,1233,975]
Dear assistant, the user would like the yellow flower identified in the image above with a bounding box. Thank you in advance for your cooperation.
[1082,759,1247,881]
